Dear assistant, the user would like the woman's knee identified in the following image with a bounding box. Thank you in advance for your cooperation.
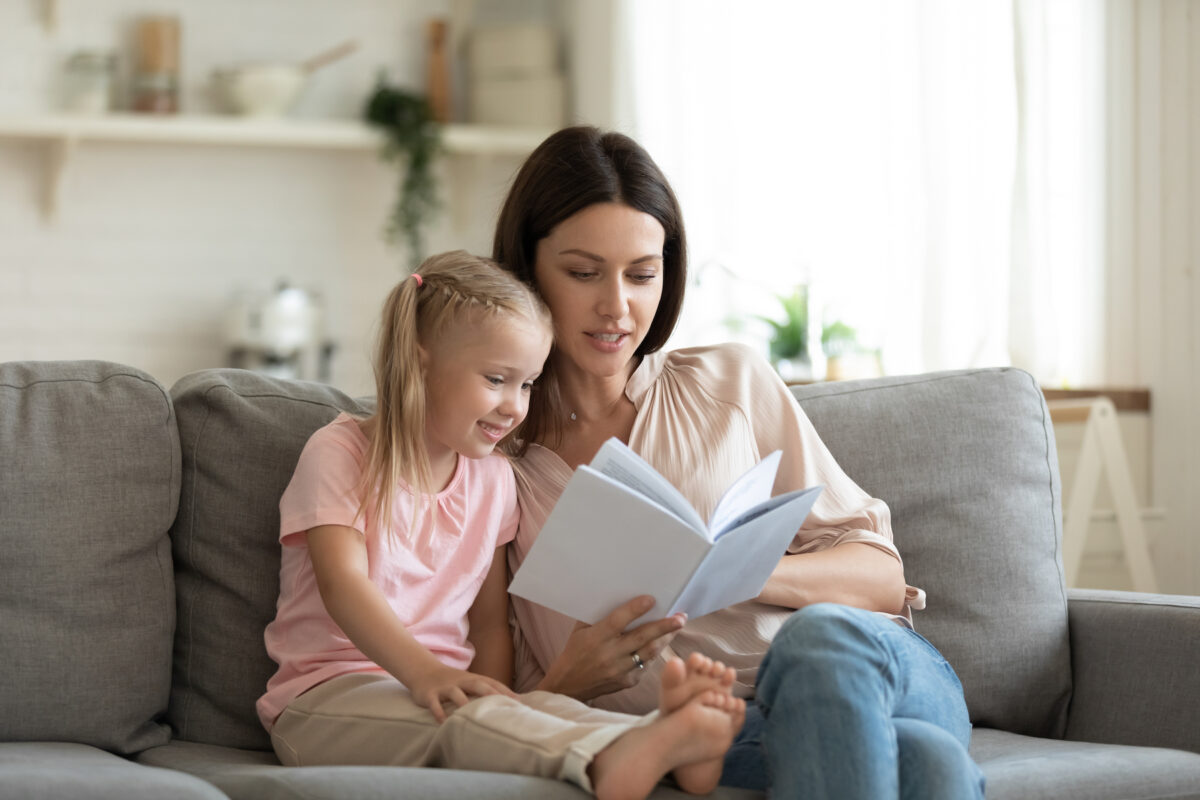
[759,604,887,698]
[771,603,878,660]
[895,718,985,799]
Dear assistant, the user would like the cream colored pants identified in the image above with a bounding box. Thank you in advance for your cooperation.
[269,672,650,792]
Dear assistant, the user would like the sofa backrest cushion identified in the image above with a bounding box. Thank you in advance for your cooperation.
[168,369,370,750]
[0,361,179,754]
[793,367,1071,737]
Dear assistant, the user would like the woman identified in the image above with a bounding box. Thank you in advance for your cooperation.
[495,125,985,799]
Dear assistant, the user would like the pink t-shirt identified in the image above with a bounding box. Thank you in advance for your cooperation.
[256,413,519,730]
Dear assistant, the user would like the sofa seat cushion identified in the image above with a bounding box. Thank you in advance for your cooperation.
[138,740,763,800]
[793,368,1071,737]
[0,742,225,799]
[970,728,1200,800]
[0,361,180,754]
[168,370,372,750]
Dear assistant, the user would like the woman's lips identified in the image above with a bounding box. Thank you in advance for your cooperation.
[586,331,627,353]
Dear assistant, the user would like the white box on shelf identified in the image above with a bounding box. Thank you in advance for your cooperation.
[469,75,565,128]
[468,24,559,78]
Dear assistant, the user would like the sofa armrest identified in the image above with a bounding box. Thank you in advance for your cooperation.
[1064,588,1200,754]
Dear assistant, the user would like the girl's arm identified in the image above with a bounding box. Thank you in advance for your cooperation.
[306,524,514,721]
[465,545,513,687]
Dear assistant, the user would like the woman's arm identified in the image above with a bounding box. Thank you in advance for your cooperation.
[466,546,514,687]
[735,349,909,616]
[307,524,513,721]
[757,542,907,615]
[534,597,685,701]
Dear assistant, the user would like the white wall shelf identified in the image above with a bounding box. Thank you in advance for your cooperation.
[0,113,551,219]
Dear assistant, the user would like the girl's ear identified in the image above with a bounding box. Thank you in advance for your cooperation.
[416,343,430,371]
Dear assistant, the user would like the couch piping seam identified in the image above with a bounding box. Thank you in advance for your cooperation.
[176,385,217,733]
[791,367,1009,400]
[1070,597,1200,611]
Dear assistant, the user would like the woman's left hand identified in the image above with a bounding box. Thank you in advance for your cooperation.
[537,595,685,701]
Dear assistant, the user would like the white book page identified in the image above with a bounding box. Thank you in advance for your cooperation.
[707,450,782,535]
[671,485,822,617]
[508,466,711,626]
[588,438,708,537]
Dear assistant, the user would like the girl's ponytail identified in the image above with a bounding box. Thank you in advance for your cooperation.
[357,274,433,534]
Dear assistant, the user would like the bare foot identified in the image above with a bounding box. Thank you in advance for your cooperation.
[659,652,736,716]
[660,653,742,794]
[590,692,742,800]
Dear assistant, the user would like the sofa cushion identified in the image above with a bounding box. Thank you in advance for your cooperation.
[0,742,226,800]
[168,369,370,750]
[0,361,179,755]
[793,367,1071,737]
[970,728,1200,800]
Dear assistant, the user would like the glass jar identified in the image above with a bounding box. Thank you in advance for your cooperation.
[131,15,181,114]
[63,50,115,114]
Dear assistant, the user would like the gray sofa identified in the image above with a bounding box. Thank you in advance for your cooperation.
[2,359,1199,800]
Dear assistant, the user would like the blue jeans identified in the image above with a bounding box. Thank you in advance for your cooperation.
[720,604,985,800]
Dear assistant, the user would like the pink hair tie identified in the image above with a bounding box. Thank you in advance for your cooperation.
[411,273,423,287]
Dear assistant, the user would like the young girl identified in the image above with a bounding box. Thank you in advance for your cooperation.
[256,250,745,799]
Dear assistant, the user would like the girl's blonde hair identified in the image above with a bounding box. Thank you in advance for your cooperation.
[357,250,551,532]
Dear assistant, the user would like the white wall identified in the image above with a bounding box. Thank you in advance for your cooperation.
[0,0,540,397]
[1105,0,1198,593]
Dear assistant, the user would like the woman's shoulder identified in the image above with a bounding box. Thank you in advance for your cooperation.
[659,342,779,386]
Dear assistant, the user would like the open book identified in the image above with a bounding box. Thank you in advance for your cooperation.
[509,438,823,628]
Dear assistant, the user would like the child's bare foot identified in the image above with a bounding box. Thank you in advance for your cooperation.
[659,651,736,716]
[590,692,741,800]
[659,652,742,794]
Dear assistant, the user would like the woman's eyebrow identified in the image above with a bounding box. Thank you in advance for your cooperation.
[557,249,663,264]
[557,248,603,261]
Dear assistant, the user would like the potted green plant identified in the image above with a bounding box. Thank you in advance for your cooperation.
[758,286,811,381]
[821,320,882,380]
[363,75,442,269]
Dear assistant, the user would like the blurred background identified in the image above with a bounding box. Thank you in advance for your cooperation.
[0,0,1197,595]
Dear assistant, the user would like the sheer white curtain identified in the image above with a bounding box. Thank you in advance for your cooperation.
[619,0,1105,384]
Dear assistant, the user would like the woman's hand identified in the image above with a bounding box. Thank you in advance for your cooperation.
[406,663,516,723]
[537,595,686,701]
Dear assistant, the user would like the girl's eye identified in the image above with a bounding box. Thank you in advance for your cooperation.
[486,376,504,386]
[521,381,535,392]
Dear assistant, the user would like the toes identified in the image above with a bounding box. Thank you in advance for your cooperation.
[661,656,686,687]
[686,651,711,675]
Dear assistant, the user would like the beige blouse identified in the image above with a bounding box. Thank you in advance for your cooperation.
[508,343,925,714]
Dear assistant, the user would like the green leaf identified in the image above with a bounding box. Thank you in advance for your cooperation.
[363,75,443,269]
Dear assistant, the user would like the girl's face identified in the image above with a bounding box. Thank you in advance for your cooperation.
[421,314,551,477]
[533,202,665,382]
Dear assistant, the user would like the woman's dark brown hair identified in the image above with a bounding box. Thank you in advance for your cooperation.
[493,126,688,453]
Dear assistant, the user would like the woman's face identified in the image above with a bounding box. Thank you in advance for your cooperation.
[533,202,666,381]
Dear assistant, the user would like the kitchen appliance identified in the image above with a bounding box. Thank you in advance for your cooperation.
[225,282,334,382]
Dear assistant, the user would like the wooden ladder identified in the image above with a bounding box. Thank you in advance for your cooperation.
[1048,397,1160,592]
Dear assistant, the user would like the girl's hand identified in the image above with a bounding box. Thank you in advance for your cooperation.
[407,664,516,723]
[538,595,686,701]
